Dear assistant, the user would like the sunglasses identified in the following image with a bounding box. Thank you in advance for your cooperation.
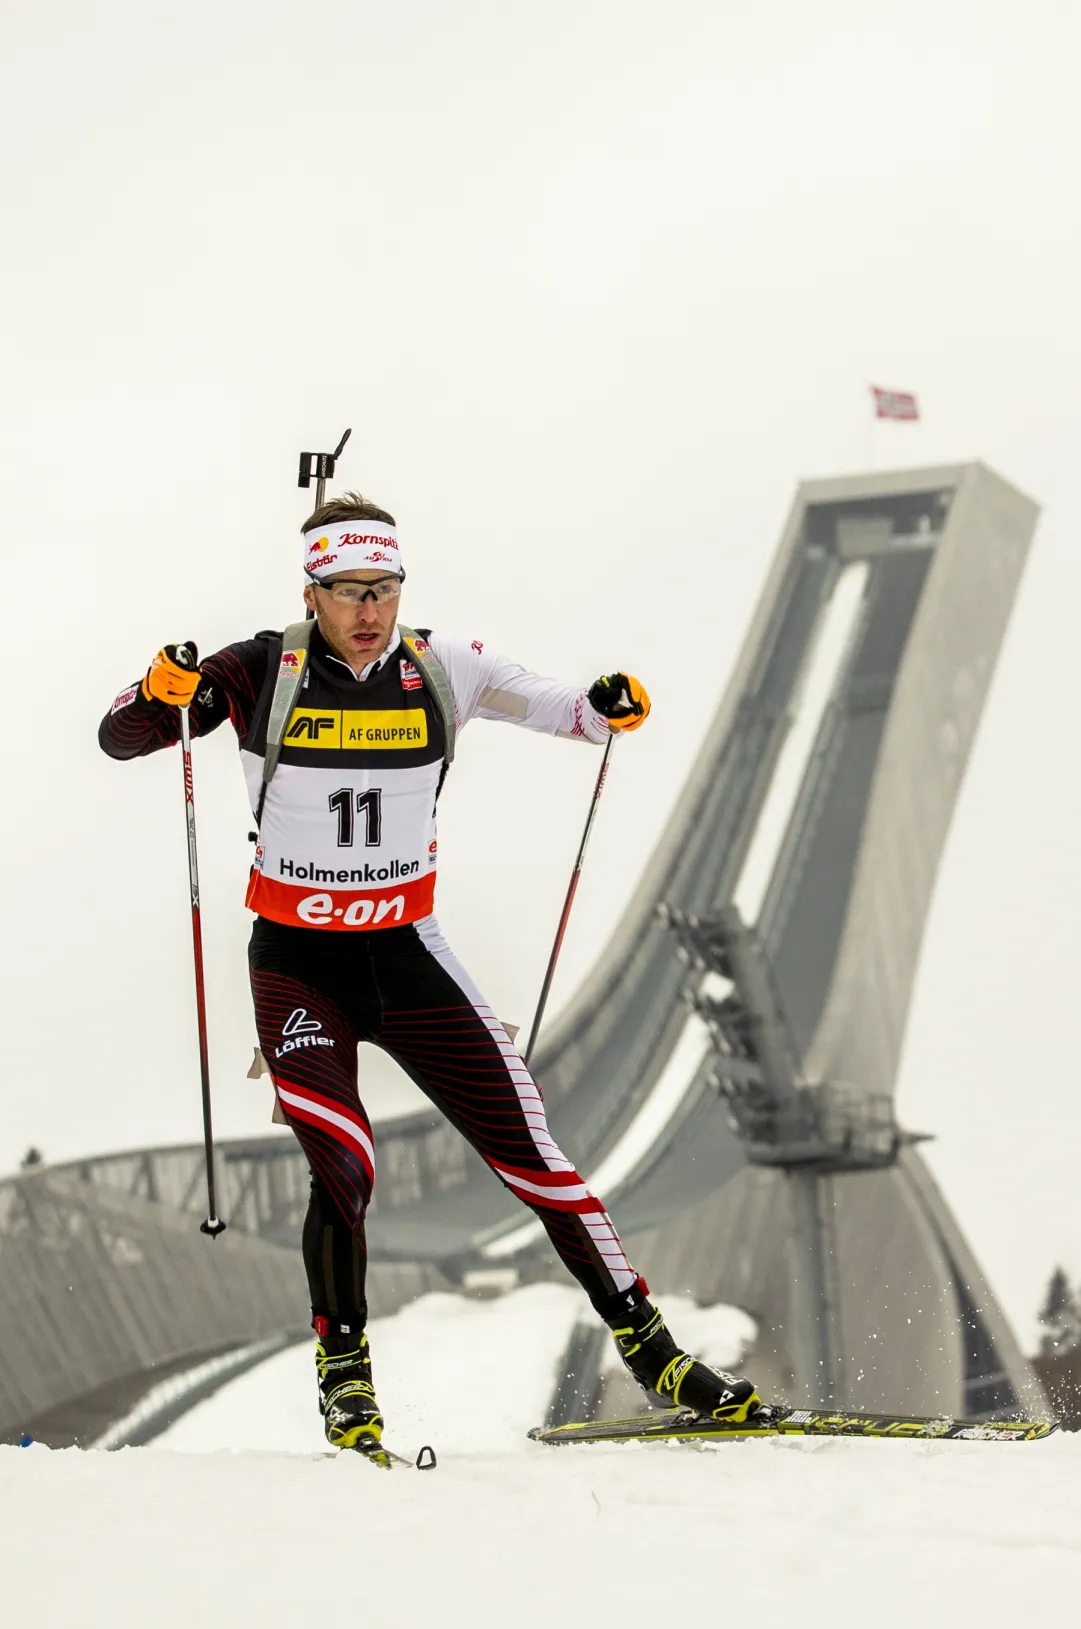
[309,573,405,606]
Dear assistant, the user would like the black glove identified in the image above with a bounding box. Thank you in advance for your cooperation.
[587,672,651,731]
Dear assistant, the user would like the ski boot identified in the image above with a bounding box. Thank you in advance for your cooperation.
[314,1319,385,1454]
[603,1289,761,1422]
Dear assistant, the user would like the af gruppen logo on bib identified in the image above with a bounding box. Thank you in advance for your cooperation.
[284,709,429,750]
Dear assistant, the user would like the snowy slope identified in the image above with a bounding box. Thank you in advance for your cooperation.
[3,1289,1077,1627]
[160,1283,589,1456]
[156,1285,755,1457]
[5,1426,1078,1629]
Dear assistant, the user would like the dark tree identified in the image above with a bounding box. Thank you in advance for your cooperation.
[1038,1266,1081,1355]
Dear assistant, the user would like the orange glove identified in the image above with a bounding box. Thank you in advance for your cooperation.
[142,644,201,706]
[587,672,651,732]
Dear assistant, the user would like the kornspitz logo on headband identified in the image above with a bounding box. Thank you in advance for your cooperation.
[304,520,401,580]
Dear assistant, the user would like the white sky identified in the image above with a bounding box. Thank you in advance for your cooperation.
[2,0,1080,1347]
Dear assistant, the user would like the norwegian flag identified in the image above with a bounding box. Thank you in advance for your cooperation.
[871,386,919,421]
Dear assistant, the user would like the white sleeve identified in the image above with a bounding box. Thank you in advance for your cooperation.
[425,631,611,744]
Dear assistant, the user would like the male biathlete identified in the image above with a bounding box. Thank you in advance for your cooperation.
[99,493,760,1453]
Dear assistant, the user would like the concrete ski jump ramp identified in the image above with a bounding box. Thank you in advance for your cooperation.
[0,463,1044,1442]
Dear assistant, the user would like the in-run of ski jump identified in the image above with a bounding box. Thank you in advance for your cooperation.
[99,443,762,1468]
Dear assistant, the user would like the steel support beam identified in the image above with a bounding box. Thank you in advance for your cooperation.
[786,1170,843,1405]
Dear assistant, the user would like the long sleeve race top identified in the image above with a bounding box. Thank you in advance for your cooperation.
[100,626,611,760]
[100,625,610,931]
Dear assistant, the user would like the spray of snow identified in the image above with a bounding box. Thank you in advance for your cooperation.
[6,1290,1076,1628]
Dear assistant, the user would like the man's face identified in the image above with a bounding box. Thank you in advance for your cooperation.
[302,570,402,671]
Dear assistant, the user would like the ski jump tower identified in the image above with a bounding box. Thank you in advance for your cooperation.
[0,461,1043,1446]
[529,461,1040,1415]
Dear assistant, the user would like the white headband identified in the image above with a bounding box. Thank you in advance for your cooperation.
[303,519,402,581]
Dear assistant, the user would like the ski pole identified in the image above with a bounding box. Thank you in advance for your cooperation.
[175,643,226,1239]
[524,732,616,1066]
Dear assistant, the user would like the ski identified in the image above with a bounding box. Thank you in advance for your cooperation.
[529,1406,1059,1447]
[317,1442,437,1470]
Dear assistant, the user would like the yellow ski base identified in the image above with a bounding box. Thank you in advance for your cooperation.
[529,1406,1059,1447]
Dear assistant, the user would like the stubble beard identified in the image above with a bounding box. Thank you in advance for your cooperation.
[317,608,395,673]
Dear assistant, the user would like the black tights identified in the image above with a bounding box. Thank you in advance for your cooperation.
[249,915,642,1332]
[301,1175,368,1333]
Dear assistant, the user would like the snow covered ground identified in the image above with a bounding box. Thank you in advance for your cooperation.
[3,1287,1078,1628]
[161,1283,592,1457]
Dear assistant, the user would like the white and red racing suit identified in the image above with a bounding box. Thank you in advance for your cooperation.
[100,624,646,1331]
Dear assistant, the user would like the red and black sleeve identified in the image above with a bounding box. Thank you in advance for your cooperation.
[98,637,272,761]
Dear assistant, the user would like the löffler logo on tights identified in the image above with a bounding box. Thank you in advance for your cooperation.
[282,1008,321,1036]
[276,1006,336,1059]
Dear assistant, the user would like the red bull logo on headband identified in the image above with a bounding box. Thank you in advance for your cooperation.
[304,535,339,574]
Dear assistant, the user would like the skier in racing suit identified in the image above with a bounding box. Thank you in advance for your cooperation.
[99,492,760,1452]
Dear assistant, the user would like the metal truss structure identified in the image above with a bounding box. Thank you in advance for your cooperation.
[0,462,1046,1442]
[0,1145,450,1446]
